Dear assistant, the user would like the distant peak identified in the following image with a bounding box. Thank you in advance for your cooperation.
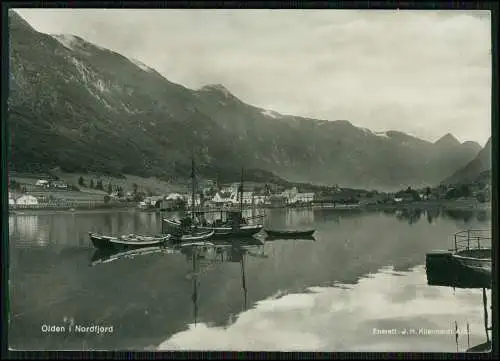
[461,140,482,150]
[484,137,491,148]
[200,84,233,98]
[435,133,460,146]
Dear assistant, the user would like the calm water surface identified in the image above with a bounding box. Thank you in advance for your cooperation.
[8,207,492,351]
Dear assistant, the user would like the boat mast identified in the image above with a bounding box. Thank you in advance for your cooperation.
[239,167,244,214]
[241,250,247,311]
[191,153,196,227]
[192,249,198,326]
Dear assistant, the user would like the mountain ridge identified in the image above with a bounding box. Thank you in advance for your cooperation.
[441,137,492,185]
[8,10,484,191]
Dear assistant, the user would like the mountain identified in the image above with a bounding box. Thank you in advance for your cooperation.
[434,133,461,148]
[441,138,492,185]
[7,11,482,190]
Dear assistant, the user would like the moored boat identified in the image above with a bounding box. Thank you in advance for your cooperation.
[452,249,491,276]
[264,228,315,239]
[163,212,263,239]
[162,160,263,240]
[89,232,171,250]
[450,229,491,277]
[172,230,215,243]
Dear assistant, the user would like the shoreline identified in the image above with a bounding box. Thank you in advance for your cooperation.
[9,200,491,215]
[8,205,136,215]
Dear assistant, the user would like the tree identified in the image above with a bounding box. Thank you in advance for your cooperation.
[117,186,124,198]
[425,186,431,197]
[147,188,154,197]
[96,180,104,190]
[132,183,138,195]
[89,179,94,189]
[174,198,186,210]
[107,182,113,194]
[133,192,145,202]
[78,176,85,187]
[460,185,471,198]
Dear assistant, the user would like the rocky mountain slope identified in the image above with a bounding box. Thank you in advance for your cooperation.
[441,138,492,185]
[8,11,483,190]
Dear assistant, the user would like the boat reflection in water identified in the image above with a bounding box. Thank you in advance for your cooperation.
[89,237,267,325]
[425,254,492,353]
[90,244,180,266]
[180,238,267,325]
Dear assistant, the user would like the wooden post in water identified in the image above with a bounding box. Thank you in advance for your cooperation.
[483,288,489,343]
[467,321,470,349]
[192,250,198,326]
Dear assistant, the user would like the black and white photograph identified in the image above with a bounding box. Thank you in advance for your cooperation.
[6,7,493,352]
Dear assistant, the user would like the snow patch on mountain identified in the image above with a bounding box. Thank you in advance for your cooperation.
[374,131,390,139]
[261,109,283,119]
[130,58,153,72]
[201,84,232,98]
[52,34,79,51]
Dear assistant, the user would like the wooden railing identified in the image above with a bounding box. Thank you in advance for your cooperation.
[453,229,491,252]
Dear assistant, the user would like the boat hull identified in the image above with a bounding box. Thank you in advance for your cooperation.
[198,225,263,238]
[265,229,315,238]
[170,230,215,243]
[452,248,491,275]
[162,218,262,239]
[89,233,170,250]
[452,255,491,276]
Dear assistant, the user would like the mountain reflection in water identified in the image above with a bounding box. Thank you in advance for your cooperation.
[8,208,491,351]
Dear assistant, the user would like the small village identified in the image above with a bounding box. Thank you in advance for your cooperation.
[7,172,491,212]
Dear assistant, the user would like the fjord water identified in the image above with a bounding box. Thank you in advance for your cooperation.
[8,208,492,351]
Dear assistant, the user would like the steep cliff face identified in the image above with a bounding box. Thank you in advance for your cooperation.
[8,10,482,189]
[441,138,492,185]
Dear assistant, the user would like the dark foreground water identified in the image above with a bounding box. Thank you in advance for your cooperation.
[8,207,492,352]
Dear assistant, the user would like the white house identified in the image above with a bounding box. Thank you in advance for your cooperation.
[35,179,50,187]
[296,192,315,204]
[220,185,238,194]
[166,193,184,200]
[15,195,39,205]
[281,187,299,204]
[212,191,237,206]
[53,181,68,189]
[143,196,164,207]
[253,195,267,205]
[186,195,201,207]
[237,191,254,205]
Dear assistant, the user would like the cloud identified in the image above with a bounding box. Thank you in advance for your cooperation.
[157,266,490,352]
[13,9,491,145]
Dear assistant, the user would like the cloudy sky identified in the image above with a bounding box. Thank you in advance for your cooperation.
[15,9,491,145]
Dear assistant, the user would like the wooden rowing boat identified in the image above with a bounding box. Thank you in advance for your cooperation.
[89,232,171,250]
